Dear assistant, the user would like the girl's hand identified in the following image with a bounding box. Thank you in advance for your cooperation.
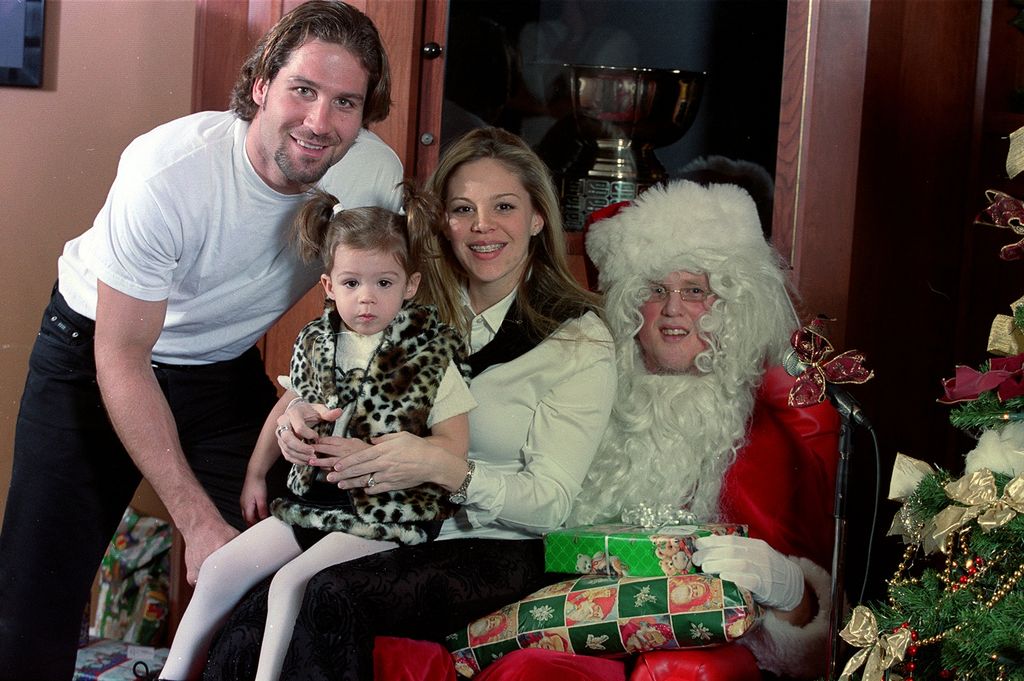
[240,471,269,526]
[275,399,343,465]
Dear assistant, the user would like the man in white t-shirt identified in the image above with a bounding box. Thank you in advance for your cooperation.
[0,3,403,679]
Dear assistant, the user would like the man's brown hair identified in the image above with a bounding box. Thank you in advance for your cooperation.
[230,0,391,125]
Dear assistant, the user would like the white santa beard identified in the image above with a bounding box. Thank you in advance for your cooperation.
[572,366,755,525]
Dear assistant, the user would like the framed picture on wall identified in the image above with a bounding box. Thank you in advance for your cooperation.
[1,0,45,87]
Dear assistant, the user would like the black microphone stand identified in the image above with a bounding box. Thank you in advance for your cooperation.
[781,342,872,679]
[824,411,854,681]
[824,385,875,681]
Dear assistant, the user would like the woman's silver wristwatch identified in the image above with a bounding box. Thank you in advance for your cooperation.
[448,460,476,504]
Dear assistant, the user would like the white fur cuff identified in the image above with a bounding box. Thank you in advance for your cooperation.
[739,557,833,679]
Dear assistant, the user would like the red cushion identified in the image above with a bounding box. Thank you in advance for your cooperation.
[629,647,760,681]
[373,639,760,681]
[374,637,456,681]
[475,649,626,681]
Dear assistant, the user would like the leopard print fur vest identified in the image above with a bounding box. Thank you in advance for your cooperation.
[270,301,465,545]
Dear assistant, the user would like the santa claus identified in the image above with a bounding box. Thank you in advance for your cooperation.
[477,180,841,680]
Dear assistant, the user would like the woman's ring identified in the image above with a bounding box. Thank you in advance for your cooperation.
[275,424,290,438]
[367,474,377,488]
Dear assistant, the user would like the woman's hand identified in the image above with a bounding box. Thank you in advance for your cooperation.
[307,436,370,472]
[275,399,343,465]
[325,431,451,494]
[240,470,269,526]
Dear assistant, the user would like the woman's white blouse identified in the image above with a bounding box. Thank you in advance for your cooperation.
[439,290,616,540]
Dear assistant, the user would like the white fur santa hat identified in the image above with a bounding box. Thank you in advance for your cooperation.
[585,180,768,290]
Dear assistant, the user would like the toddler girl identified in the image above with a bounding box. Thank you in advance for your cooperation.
[160,188,474,680]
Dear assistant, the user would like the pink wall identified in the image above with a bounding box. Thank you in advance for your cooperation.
[0,0,197,525]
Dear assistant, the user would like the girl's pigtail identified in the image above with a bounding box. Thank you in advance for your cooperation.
[292,189,337,266]
[400,181,440,271]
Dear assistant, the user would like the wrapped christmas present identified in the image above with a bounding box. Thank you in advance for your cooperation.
[444,573,761,678]
[93,506,172,646]
[545,523,747,577]
[73,637,168,681]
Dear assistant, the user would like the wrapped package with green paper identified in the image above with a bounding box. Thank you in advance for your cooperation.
[444,573,762,678]
[544,523,747,577]
[92,507,172,646]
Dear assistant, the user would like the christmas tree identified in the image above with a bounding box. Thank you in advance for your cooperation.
[838,138,1024,681]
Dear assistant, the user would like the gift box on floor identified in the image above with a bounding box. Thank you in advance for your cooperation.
[74,637,168,681]
[544,523,747,577]
[444,573,761,677]
[92,507,173,647]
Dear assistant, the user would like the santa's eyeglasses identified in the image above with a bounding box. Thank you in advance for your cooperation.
[641,282,713,304]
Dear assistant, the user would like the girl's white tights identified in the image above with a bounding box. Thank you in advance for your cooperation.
[160,517,392,680]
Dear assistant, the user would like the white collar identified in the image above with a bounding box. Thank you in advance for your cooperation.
[463,288,517,336]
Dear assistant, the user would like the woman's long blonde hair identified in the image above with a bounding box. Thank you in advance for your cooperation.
[416,127,601,339]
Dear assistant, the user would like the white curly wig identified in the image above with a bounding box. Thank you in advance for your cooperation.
[571,180,800,524]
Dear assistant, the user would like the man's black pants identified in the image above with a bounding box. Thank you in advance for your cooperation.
[0,287,284,681]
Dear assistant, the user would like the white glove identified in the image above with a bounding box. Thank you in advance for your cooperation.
[691,534,804,611]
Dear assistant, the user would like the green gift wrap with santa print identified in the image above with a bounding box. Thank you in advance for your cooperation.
[444,573,762,678]
[544,523,747,578]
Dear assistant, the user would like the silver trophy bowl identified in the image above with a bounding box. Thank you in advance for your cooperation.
[560,64,705,230]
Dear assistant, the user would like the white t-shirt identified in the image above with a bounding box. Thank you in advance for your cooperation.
[439,291,616,541]
[57,110,403,364]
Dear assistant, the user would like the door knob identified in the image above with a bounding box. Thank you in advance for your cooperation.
[422,42,443,60]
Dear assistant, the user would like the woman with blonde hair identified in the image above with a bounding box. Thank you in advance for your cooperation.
[205,128,616,681]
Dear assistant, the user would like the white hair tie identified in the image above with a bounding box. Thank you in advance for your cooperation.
[332,202,344,217]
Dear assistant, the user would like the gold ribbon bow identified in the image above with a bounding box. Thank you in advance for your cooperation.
[925,469,1024,554]
[838,606,911,681]
[1007,126,1024,180]
[988,295,1024,357]
[886,453,936,545]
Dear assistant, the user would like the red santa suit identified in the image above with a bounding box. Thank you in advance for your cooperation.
[371,367,840,681]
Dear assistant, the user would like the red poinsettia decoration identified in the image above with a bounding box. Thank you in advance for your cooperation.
[976,189,1024,261]
[937,353,1024,404]
[787,321,874,408]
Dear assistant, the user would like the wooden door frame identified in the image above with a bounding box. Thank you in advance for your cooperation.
[772,0,871,346]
